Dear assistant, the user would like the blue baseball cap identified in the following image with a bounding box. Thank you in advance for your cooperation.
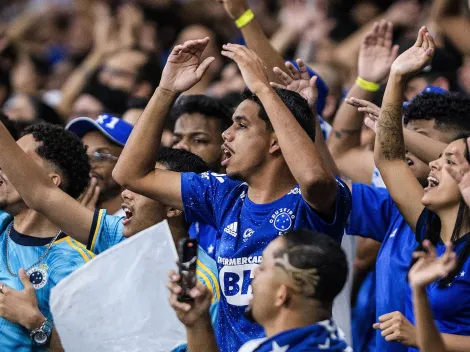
[65,114,133,146]
[287,60,329,117]
[403,85,448,108]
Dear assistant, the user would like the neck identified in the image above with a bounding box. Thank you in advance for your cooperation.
[13,209,60,238]
[264,303,331,338]
[98,192,123,215]
[247,161,297,204]
[439,204,470,243]
[169,216,188,244]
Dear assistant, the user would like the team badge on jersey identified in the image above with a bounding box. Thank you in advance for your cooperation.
[270,208,295,232]
[27,266,49,290]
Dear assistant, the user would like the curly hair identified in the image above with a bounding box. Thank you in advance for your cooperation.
[404,92,470,137]
[21,123,90,199]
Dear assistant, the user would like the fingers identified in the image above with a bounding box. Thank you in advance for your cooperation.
[195,57,216,79]
[270,82,287,89]
[273,66,294,86]
[414,26,425,47]
[296,59,310,80]
[19,268,33,291]
[423,239,437,258]
[364,116,376,131]
[285,61,301,80]
[391,44,400,62]
[384,21,394,49]
[376,20,387,47]
[358,107,379,118]
[0,282,10,295]
[378,312,395,323]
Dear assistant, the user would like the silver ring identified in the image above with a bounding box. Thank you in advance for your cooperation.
[0,284,5,294]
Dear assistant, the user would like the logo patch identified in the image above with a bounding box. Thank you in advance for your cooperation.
[242,228,254,242]
[270,208,295,232]
[27,267,48,290]
[224,222,238,237]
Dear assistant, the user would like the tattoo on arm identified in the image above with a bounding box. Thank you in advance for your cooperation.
[332,128,362,139]
[378,103,405,161]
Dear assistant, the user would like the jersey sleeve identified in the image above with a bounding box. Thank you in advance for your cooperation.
[346,182,395,242]
[181,172,233,228]
[300,178,352,242]
[86,209,125,255]
[196,246,220,327]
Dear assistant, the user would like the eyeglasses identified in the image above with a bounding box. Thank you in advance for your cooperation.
[88,152,119,163]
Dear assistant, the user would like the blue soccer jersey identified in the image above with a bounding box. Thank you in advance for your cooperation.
[86,209,220,327]
[346,183,417,352]
[189,222,217,259]
[0,211,93,351]
[405,209,470,352]
[181,171,352,351]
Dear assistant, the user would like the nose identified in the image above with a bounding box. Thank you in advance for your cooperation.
[222,126,233,142]
[173,139,190,152]
[121,189,133,201]
[429,158,440,171]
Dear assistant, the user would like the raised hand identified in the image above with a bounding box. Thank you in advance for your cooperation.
[78,177,100,211]
[167,270,212,327]
[444,137,470,208]
[359,20,399,83]
[271,59,318,107]
[409,240,457,288]
[391,26,435,78]
[221,44,270,95]
[346,97,381,132]
[217,0,249,19]
[160,38,215,94]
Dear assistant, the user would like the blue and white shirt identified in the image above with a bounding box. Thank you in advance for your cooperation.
[0,211,93,351]
[181,172,351,351]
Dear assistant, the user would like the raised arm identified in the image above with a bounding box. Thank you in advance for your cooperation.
[0,122,94,244]
[219,0,289,84]
[271,58,339,176]
[328,21,398,184]
[374,27,435,231]
[113,38,215,210]
[347,97,447,165]
[221,44,336,215]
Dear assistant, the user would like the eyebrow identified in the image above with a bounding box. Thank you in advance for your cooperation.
[445,152,454,157]
[173,131,211,137]
[233,116,249,124]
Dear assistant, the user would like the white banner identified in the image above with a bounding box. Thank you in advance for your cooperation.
[50,220,186,352]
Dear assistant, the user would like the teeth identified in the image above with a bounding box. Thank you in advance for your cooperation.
[427,176,439,187]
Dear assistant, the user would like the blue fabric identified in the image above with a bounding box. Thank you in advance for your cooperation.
[406,209,470,352]
[189,222,217,259]
[66,114,133,146]
[181,171,351,352]
[0,211,92,351]
[244,319,351,352]
[347,183,417,352]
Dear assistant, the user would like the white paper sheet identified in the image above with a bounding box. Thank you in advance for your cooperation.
[50,220,186,352]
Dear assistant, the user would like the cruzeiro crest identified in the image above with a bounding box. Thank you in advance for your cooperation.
[27,264,49,290]
[270,208,295,232]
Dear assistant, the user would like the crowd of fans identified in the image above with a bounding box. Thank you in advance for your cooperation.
[1,0,470,351]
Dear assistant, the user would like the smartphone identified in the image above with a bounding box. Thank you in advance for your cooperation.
[177,238,198,302]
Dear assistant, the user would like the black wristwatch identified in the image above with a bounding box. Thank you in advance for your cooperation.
[30,317,53,347]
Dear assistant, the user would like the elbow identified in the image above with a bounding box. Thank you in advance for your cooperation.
[302,172,337,196]
[112,167,131,189]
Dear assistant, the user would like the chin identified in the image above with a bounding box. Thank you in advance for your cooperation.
[226,170,245,181]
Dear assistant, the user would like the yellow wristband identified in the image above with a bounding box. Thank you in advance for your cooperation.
[235,9,254,29]
[356,77,380,92]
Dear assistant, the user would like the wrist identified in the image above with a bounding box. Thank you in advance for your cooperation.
[355,77,380,92]
[23,310,46,331]
[157,86,180,98]
[253,84,275,97]
[389,68,408,82]
[235,8,254,29]
[186,312,213,331]
[231,6,249,19]
[411,282,428,292]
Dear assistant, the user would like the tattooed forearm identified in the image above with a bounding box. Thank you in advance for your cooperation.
[377,103,405,161]
[333,128,362,139]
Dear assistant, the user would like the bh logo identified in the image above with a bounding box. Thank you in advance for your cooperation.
[270,208,295,232]
[220,264,258,306]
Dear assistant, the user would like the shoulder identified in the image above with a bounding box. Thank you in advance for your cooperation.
[52,236,95,265]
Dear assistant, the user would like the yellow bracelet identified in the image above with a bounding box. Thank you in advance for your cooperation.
[235,9,254,29]
[356,77,380,92]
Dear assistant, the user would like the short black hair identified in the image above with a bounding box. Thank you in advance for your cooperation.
[242,88,316,142]
[275,229,347,304]
[156,147,209,174]
[404,92,470,137]
[21,123,90,199]
[170,95,233,132]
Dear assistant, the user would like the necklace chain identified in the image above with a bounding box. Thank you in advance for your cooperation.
[5,223,62,277]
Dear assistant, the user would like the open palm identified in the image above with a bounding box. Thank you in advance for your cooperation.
[160,38,215,94]
[271,59,318,107]
[391,26,435,78]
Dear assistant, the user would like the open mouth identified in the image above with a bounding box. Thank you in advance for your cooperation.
[221,145,234,167]
[121,205,133,225]
[406,156,414,166]
[425,175,440,191]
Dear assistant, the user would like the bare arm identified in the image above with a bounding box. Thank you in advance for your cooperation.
[222,44,336,215]
[113,38,215,210]
[374,27,436,231]
[219,0,288,84]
